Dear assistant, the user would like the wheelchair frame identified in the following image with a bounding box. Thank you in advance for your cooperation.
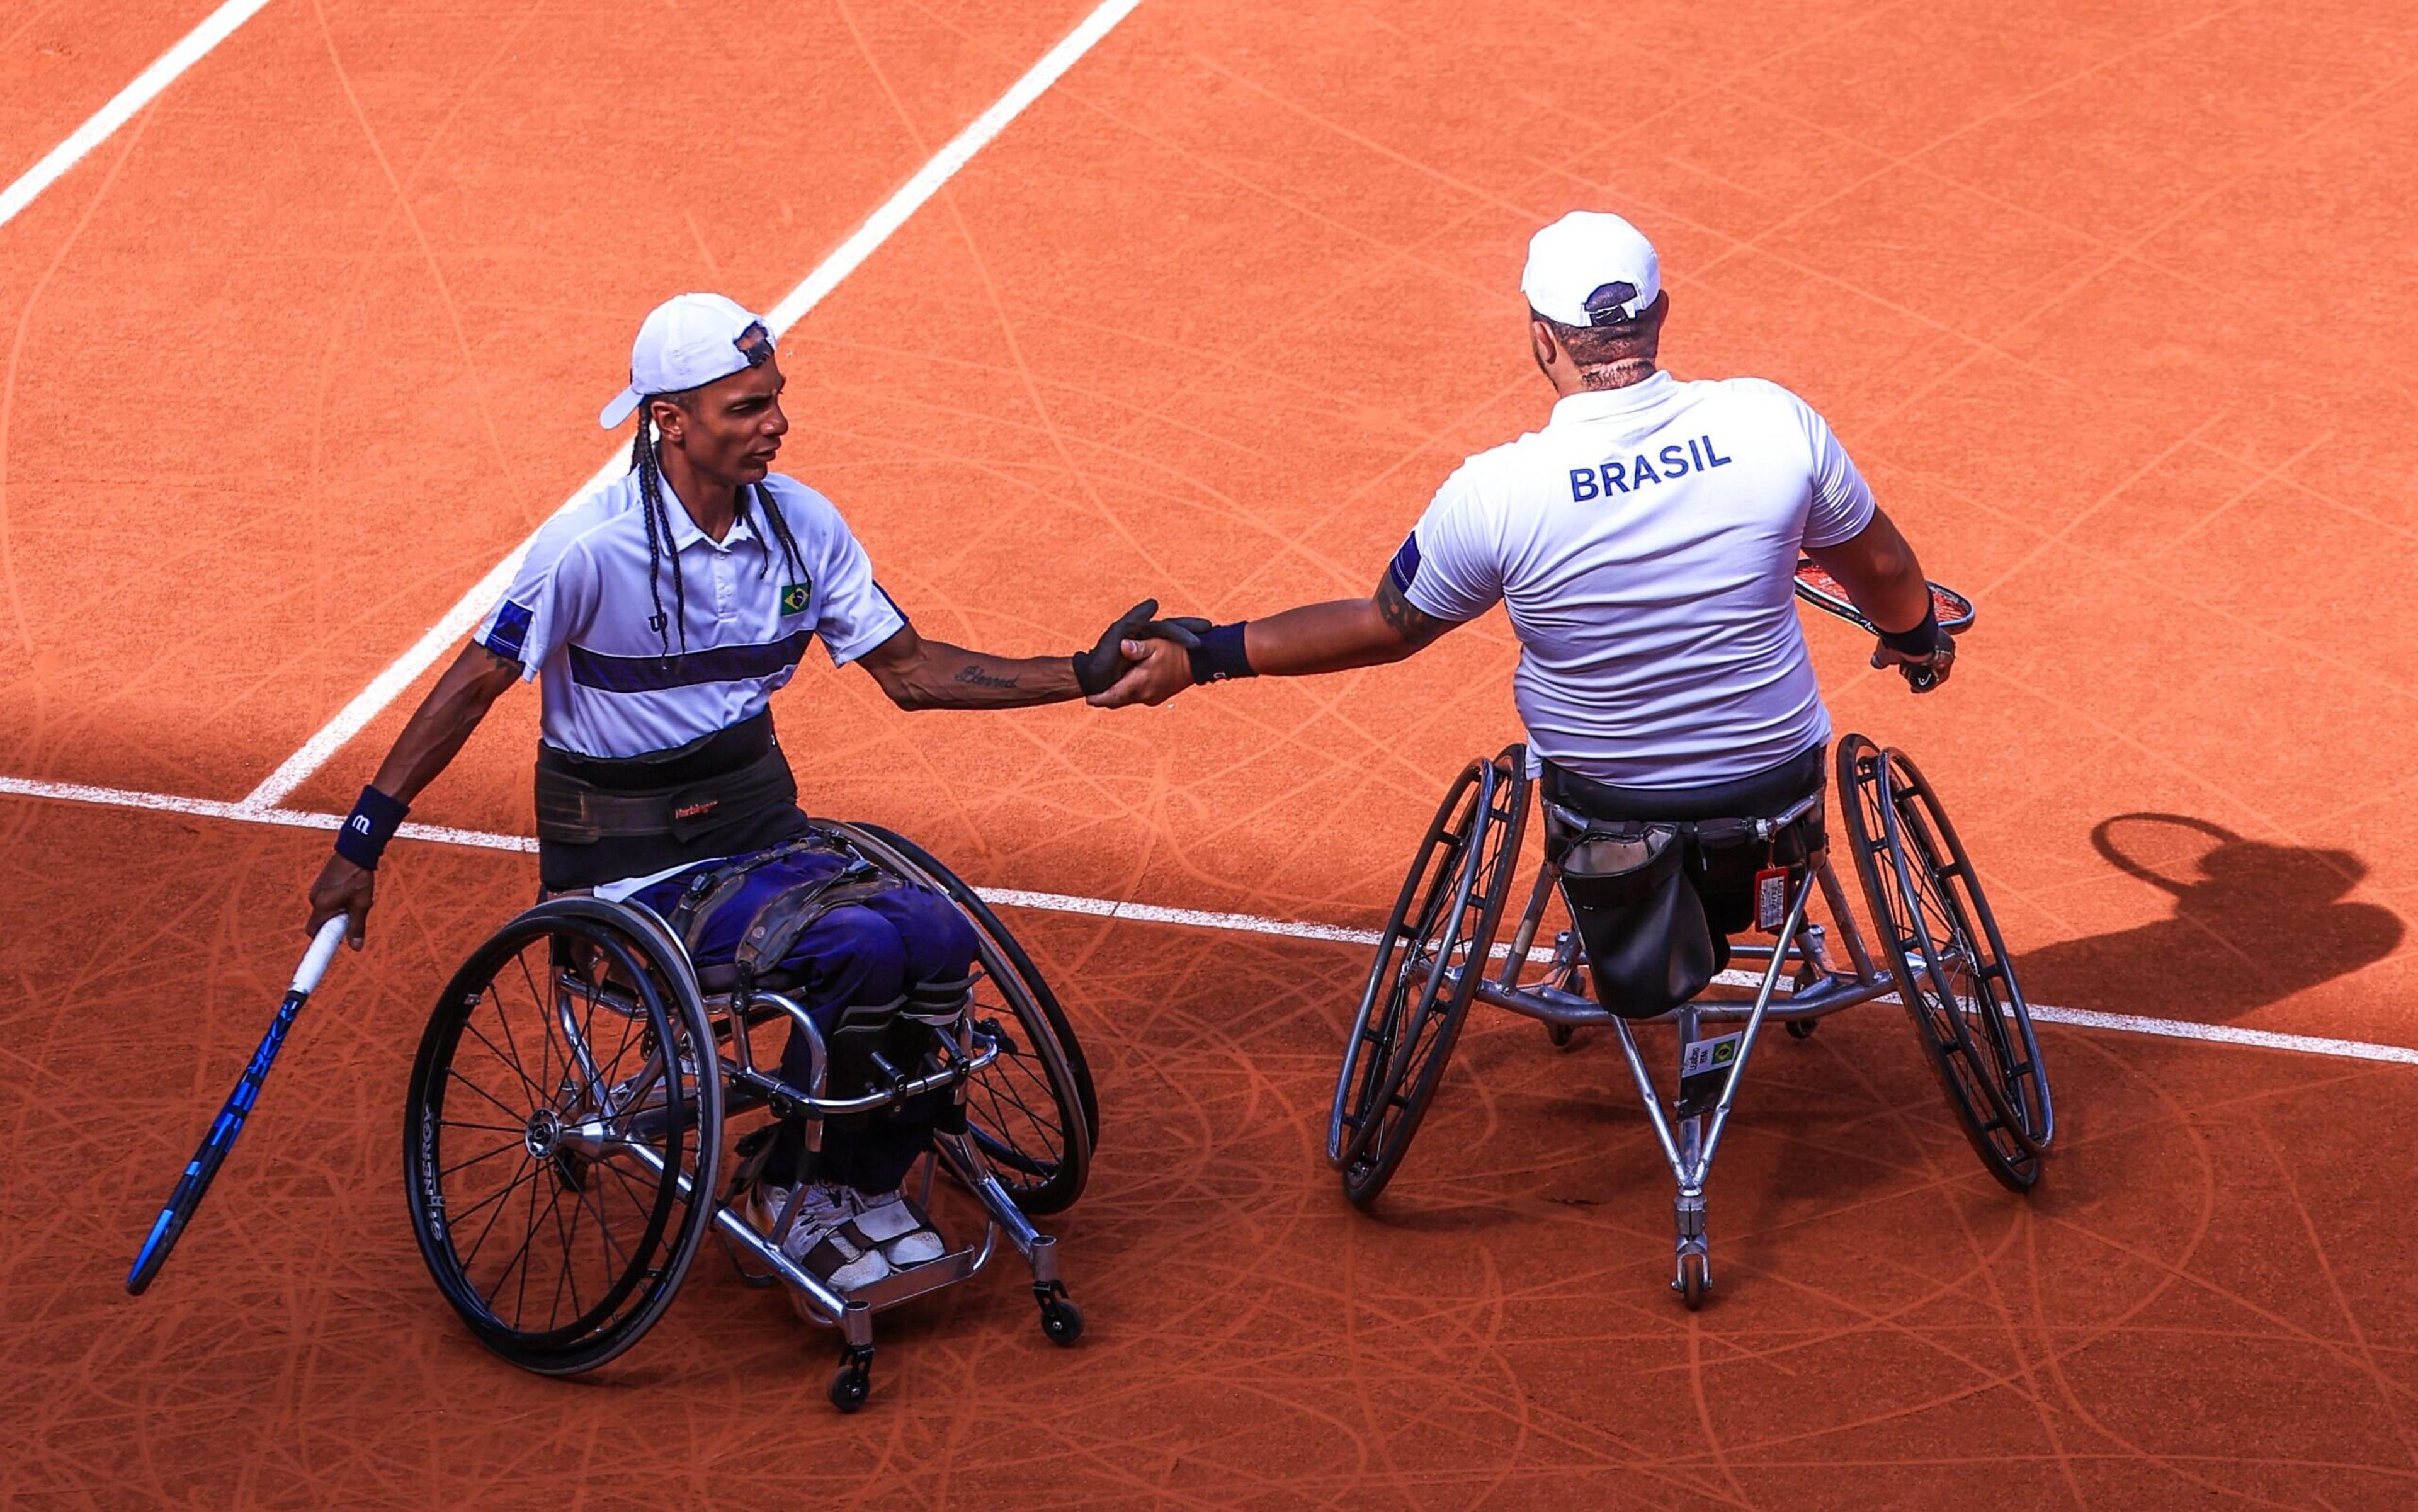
[404,821,1092,1411]
[1330,735,2053,1309]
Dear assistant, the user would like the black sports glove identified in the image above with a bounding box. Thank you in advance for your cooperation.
[1072,600,1213,696]
[1870,616,1956,693]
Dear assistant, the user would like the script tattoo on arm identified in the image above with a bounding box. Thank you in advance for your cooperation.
[953,664,1020,690]
[1375,574,1453,651]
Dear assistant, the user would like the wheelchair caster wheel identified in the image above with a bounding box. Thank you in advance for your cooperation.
[829,1354,873,1413]
[1547,1023,1575,1050]
[1676,1251,1709,1311]
[1785,1018,1817,1040]
[1037,1287,1084,1347]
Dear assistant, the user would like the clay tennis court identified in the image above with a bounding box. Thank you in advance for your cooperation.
[6,0,2418,1505]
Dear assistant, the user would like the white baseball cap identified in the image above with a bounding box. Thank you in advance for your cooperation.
[1521,211,1662,327]
[598,292,776,428]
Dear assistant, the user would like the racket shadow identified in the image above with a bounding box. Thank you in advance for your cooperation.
[2017,814,2402,1023]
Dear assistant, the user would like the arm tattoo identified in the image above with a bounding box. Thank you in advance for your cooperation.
[953,663,1020,690]
[1375,576,1453,649]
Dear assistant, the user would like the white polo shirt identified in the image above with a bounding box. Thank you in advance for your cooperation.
[474,470,906,758]
[1396,372,1876,788]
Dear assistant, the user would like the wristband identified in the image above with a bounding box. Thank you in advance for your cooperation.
[1876,603,1941,659]
[1188,622,1256,684]
[334,785,410,870]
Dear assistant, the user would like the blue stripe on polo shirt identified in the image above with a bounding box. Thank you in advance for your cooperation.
[482,600,535,662]
[568,628,814,693]
[1387,533,1421,594]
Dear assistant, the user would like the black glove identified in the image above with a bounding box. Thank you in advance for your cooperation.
[1870,618,1956,693]
[1072,600,1213,696]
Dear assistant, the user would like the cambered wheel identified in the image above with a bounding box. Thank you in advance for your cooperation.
[1839,736,2054,1191]
[1328,744,1531,1208]
[404,900,722,1375]
[837,824,1095,1215]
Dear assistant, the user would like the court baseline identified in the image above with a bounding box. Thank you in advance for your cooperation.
[4,770,2412,1073]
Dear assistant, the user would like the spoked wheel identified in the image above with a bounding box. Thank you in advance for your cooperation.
[838,823,1096,1215]
[1328,744,1530,1208]
[404,899,723,1374]
[1838,736,2053,1191]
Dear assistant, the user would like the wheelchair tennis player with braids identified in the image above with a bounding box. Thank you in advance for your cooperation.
[305,293,1186,1301]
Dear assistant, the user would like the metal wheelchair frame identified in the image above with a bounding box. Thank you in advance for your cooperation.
[1330,737,2053,1309]
[404,821,1089,1411]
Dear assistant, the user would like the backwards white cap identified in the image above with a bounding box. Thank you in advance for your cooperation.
[1521,211,1661,327]
[598,292,775,429]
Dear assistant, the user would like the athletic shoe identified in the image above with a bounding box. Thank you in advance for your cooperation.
[749,1181,892,1293]
[849,1188,948,1266]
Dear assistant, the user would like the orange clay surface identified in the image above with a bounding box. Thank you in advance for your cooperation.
[5,0,2418,1505]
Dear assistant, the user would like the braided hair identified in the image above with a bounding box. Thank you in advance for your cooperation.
[630,395,811,659]
[629,402,691,659]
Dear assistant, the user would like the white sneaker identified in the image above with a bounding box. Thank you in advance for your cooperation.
[751,1181,893,1292]
[849,1188,948,1266]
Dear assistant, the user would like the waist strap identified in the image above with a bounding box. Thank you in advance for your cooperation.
[534,741,797,846]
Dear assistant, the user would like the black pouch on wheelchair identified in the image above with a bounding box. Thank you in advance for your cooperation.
[1549,808,1718,1020]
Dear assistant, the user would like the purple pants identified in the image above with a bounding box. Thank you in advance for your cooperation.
[633,848,977,1191]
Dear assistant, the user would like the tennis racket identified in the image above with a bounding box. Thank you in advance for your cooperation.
[125,914,350,1295]
[1794,558,1973,691]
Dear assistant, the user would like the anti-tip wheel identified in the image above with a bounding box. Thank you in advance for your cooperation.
[1785,1018,1817,1040]
[829,1358,873,1413]
[1676,1251,1709,1311]
[1039,1296,1084,1348]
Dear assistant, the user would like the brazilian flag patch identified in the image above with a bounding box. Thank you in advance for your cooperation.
[780,581,811,615]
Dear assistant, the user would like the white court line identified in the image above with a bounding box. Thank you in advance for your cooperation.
[239,0,1146,812]
[6,771,2416,1071]
[0,0,276,233]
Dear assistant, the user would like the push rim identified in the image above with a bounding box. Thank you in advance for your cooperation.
[838,822,1094,1215]
[1837,737,2050,1191]
[1332,745,1530,1206]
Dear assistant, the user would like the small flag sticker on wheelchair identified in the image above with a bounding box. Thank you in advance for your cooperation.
[1678,1031,1744,1115]
[1755,867,1788,932]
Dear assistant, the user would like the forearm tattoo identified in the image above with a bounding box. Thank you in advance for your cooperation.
[953,663,1020,690]
[1375,576,1452,648]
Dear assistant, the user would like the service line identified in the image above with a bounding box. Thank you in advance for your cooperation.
[239,0,1146,812]
[4,771,2414,1072]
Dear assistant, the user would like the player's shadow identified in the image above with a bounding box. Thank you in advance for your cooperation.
[2016,814,2401,1021]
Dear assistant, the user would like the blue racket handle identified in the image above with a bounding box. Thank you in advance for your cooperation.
[126,916,349,1295]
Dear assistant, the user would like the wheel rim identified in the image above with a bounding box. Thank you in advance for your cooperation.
[1887,754,2054,1154]
[1332,746,1530,1203]
[830,822,1094,1216]
[1838,737,2051,1188]
[406,914,716,1364]
[1329,760,1486,1170]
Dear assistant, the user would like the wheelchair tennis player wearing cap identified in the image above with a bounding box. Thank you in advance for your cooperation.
[306,293,1181,1298]
[1094,210,1957,995]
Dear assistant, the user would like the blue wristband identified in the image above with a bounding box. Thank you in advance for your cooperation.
[334,785,409,870]
[1188,622,1256,684]
[1876,603,1941,658]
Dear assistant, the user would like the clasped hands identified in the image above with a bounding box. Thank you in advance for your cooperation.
[1072,599,1208,709]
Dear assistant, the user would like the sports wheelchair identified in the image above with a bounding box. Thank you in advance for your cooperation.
[402,821,1097,1411]
[1329,735,2053,1307]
